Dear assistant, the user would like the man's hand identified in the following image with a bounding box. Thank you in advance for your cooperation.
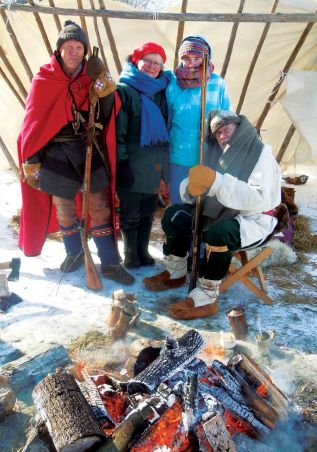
[188,164,216,196]
[21,162,41,190]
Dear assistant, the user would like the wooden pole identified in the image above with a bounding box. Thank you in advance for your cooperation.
[220,0,245,79]
[173,0,188,71]
[28,0,53,57]
[256,19,315,130]
[98,0,122,74]
[90,0,109,72]
[237,0,279,113]
[0,137,19,177]
[2,4,316,23]
[0,9,33,82]
[276,124,296,163]
[0,46,28,99]
[48,0,62,33]
[0,67,25,108]
[77,0,93,56]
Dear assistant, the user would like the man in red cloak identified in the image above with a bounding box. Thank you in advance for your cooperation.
[18,20,133,285]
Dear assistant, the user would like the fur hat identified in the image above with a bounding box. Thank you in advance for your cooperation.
[178,35,212,60]
[208,110,241,135]
[131,42,167,65]
[56,20,89,55]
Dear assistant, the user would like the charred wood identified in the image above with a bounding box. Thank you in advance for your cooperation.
[127,329,204,394]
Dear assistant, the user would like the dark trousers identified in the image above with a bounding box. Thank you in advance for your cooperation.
[161,204,242,280]
[118,191,158,230]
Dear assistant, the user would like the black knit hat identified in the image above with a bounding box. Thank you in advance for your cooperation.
[56,20,89,55]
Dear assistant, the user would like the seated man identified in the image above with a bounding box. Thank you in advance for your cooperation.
[144,110,281,320]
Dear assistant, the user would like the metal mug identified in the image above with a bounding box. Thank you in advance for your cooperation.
[255,330,276,354]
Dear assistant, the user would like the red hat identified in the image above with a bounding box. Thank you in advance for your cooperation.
[131,42,167,65]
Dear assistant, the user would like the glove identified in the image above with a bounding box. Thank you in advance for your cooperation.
[116,160,134,189]
[21,162,41,190]
[92,71,116,99]
[188,164,216,196]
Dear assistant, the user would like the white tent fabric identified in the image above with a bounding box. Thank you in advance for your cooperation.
[279,70,317,164]
[0,0,316,169]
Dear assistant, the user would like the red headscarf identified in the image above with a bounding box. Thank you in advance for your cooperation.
[131,42,167,65]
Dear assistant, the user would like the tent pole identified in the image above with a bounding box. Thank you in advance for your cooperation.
[77,0,93,56]
[276,124,296,164]
[0,47,28,100]
[220,0,245,79]
[0,67,25,108]
[256,18,315,131]
[0,137,19,177]
[90,0,109,71]
[48,0,62,33]
[173,0,188,72]
[28,0,53,56]
[98,0,122,75]
[237,0,279,113]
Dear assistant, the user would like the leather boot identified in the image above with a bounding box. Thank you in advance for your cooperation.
[168,277,221,320]
[121,229,140,268]
[138,223,155,266]
[143,254,187,291]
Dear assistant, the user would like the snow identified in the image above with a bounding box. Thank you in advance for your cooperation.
[0,159,317,450]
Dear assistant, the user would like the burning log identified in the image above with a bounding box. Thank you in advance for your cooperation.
[197,413,236,451]
[228,353,288,423]
[33,369,105,451]
[199,382,271,435]
[127,329,205,394]
[97,391,175,452]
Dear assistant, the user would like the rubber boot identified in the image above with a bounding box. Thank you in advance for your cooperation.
[121,229,140,268]
[138,223,155,266]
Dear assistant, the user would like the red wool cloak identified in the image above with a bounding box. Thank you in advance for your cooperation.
[17,54,120,256]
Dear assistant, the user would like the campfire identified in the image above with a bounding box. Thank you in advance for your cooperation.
[28,329,288,451]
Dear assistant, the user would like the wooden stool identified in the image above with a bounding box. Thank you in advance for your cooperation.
[219,246,273,305]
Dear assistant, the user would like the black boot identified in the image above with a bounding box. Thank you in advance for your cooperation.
[121,229,140,268]
[138,223,155,266]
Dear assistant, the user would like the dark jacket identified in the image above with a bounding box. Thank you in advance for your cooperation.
[116,83,169,194]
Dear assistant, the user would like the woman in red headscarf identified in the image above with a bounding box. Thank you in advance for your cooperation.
[115,42,172,268]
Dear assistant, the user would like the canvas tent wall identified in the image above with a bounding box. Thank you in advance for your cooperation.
[0,0,316,171]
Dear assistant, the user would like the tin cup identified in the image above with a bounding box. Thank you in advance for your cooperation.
[255,330,276,354]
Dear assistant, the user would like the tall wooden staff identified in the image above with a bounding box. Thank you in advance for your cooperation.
[188,54,209,293]
[81,47,103,290]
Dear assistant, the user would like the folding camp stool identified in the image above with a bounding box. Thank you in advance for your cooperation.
[219,243,273,305]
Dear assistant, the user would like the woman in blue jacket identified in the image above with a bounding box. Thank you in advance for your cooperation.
[167,35,232,204]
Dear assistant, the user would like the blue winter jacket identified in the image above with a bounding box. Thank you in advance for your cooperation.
[166,73,232,167]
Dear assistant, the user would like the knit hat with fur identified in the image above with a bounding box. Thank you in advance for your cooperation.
[56,20,89,55]
[208,110,241,136]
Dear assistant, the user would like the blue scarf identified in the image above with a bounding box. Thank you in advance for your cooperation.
[119,62,172,147]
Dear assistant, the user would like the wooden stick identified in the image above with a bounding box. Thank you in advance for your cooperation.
[189,54,208,293]
[0,10,33,82]
[256,19,315,130]
[90,0,109,72]
[0,136,19,177]
[0,66,25,108]
[81,47,103,291]
[237,0,279,113]
[221,0,245,79]
[28,0,53,56]
[48,0,62,33]
[77,0,93,56]
[98,0,122,75]
[2,4,316,23]
[173,0,188,72]
[0,46,28,99]
[276,124,296,163]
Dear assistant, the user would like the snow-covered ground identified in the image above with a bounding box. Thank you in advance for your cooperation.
[0,159,316,450]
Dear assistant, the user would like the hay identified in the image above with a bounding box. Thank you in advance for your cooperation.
[292,215,317,252]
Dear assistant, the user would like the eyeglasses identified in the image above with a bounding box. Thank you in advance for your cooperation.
[141,57,162,70]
